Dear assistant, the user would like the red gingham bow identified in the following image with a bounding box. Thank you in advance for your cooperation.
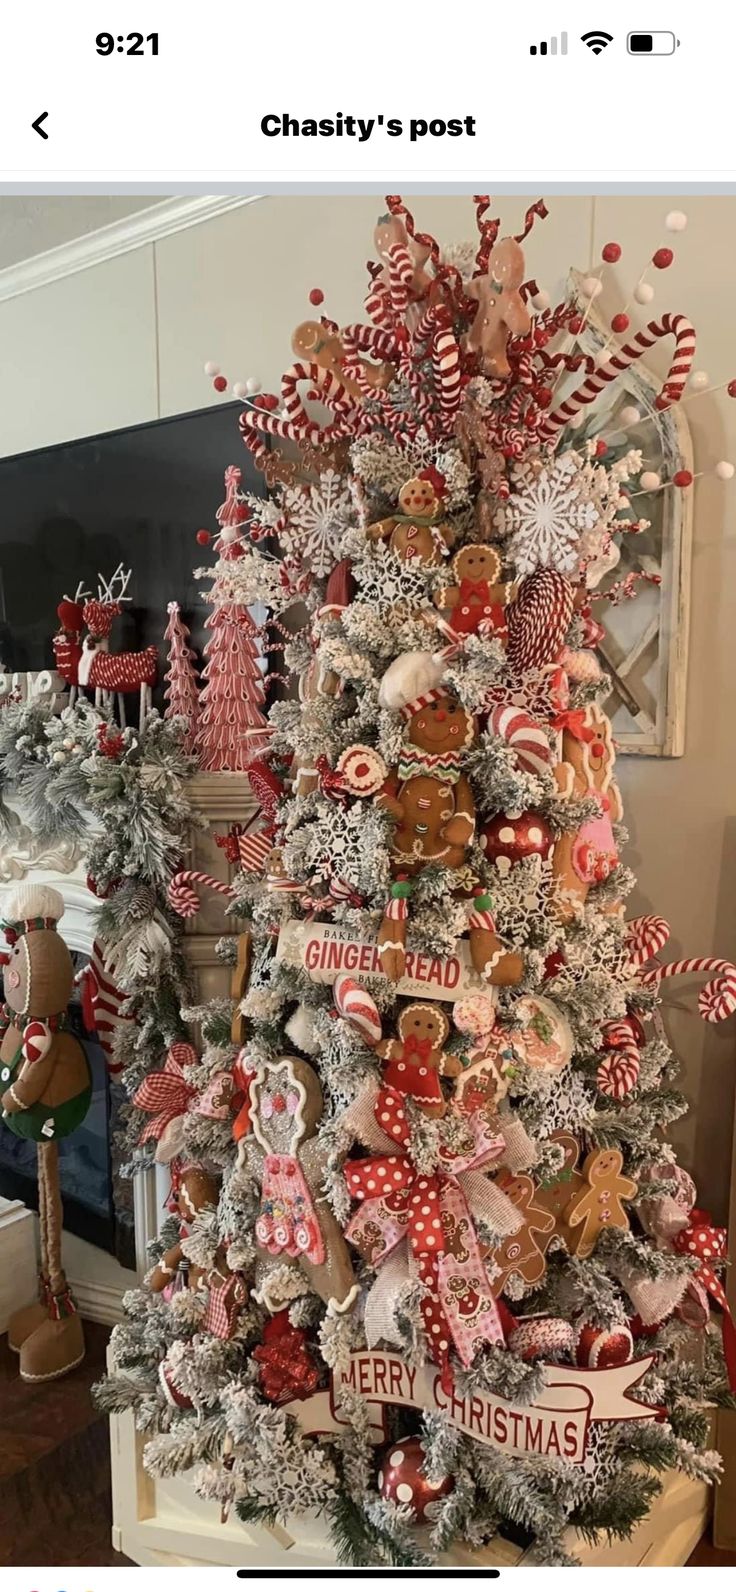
[132,1042,198,1143]
[673,1209,736,1391]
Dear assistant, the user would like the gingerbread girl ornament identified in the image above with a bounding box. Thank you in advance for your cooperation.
[366,470,453,567]
[434,544,513,640]
[375,1002,462,1118]
[240,1055,358,1316]
[465,237,532,379]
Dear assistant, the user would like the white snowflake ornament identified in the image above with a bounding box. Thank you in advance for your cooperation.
[282,469,354,578]
[498,452,598,578]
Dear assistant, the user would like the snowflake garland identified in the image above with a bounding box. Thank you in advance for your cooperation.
[496,452,598,577]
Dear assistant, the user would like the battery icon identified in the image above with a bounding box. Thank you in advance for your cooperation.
[627,31,679,54]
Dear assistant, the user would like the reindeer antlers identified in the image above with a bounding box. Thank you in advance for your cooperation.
[97,563,132,604]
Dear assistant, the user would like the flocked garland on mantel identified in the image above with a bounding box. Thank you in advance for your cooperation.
[0,700,197,1125]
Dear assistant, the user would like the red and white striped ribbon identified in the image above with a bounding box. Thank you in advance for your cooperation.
[168,871,234,920]
[76,940,132,1075]
[540,314,696,440]
[640,957,736,1024]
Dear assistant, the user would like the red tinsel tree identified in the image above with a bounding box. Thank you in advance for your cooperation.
[163,601,199,752]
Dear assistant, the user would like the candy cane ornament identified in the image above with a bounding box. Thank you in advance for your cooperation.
[596,1018,643,1099]
[333,974,382,1047]
[540,314,696,441]
[640,957,736,1024]
[168,870,235,920]
[625,915,671,969]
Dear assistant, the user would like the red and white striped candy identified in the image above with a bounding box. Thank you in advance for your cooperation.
[641,957,736,1024]
[540,314,696,441]
[625,915,671,969]
[596,1048,640,1099]
[488,705,552,778]
[432,328,462,417]
[333,974,382,1047]
[22,1020,52,1064]
[506,571,575,675]
[236,830,273,874]
[168,871,234,920]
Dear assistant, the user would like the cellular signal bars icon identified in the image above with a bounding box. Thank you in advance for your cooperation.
[530,32,568,56]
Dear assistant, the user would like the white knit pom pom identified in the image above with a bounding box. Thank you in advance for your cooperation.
[285,1003,320,1055]
[665,210,688,233]
[5,883,65,924]
[640,471,662,491]
[378,651,445,713]
[619,404,641,427]
[715,461,735,481]
[689,370,710,391]
[634,281,655,305]
[203,361,220,377]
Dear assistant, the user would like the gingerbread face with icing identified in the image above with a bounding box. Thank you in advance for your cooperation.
[375,1001,460,1118]
[434,543,509,639]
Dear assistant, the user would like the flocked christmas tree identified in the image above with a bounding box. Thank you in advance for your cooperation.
[163,601,199,752]
[195,466,270,771]
[97,199,736,1567]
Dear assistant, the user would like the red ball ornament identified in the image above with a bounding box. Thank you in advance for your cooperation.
[196,529,212,546]
[628,1313,661,1340]
[213,375,228,393]
[309,287,324,306]
[673,469,694,488]
[728,379,736,399]
[378,1437,455,1523]
[611,313,630,334]
[543,947,566,981]
[652,247,674,270]
[602,242,622,264]
[568,315,583,335]
[481,811,554,866]
[535,385,553,409]
[595,439,608,457]
[574,1321,633,1369]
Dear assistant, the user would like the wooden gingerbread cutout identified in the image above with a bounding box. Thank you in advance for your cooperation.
[533,1131,585,1248]
[563,1147,637,1259]
[242,1054,358,1315]
[465,237,532,379]
[374,1001,462,1119]
[487,1172,555,1295]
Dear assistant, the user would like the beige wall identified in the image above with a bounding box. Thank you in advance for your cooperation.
[1,193,734,1215]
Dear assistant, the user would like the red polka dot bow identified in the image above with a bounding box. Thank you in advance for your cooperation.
[344,1086,506,1380]
[673,1210,736,1391]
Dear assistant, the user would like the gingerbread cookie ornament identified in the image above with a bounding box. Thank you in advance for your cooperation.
[366,471,453,567]
[434,544,512,639]
[242,1054,358,1315]
[465,237,532,379]
[374,1002,462,1118]
[291,320,395,401]
[488,1172,555,1294]
[564,1148,638,1259]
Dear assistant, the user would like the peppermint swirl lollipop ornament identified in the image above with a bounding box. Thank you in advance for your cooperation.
[335,743,388,797]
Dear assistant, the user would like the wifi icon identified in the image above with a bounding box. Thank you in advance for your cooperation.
[581,30,614,54]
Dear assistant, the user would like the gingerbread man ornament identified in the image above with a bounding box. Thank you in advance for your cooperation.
[552,702,623,923]
[367,472,453,567]
[434,544,513,639]
[465,238,532,379]
[374,1002,462,1118]
[291,320,394,402]
[564,1148,637,1259]
[488,1172,555,1294]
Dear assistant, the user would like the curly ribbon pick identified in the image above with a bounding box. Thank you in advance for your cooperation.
[344,1086,506,1385]
[673,1211,736,1391]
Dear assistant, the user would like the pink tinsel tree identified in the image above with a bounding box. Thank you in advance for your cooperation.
[195,469,270,772]
[163,601,199,752]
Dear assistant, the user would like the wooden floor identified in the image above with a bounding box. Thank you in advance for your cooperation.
[2,1318,735,1568]
[1,1320,131,1567]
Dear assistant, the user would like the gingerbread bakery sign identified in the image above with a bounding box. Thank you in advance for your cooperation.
[276,920,488,1002]
[285,1350,659,1464]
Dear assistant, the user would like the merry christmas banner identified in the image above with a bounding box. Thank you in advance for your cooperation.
[285,1350,659,1464]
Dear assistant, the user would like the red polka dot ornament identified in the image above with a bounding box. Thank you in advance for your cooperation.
[378,1436,455,1522]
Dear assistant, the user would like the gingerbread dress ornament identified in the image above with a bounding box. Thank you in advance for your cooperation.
[1,885,92,1382]
[465,236,532,379]
[434,544,513,640]
[552,702,623,922]
[366,470,453,567]
[374,1003,462,1118]
[240,1055,359,1316]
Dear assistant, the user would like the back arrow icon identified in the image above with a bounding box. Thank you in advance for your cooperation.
[32,112,49,139]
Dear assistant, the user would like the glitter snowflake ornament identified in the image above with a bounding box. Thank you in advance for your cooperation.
[282,469,354,577]
[498,452,598,577]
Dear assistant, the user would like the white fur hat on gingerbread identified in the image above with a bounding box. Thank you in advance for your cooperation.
[378,650,448,718]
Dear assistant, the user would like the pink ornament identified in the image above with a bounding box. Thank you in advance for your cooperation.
[481,811,553,866]
[574,1321,633,1369]
[378,1436,455,1522]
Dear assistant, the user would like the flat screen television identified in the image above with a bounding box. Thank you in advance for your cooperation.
[0,399,267,699]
